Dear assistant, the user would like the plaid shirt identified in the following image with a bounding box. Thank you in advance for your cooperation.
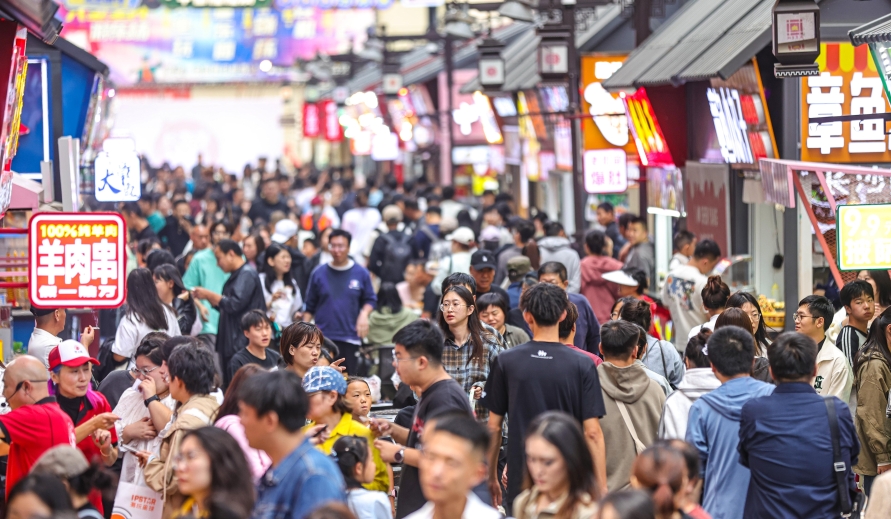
[442,333,502,422]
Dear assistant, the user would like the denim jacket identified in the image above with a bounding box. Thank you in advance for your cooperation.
[250,437,346,519]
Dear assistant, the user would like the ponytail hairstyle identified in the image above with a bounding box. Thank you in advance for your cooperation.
[701,275,730,311]
[331,436,371,490]
[631,445,687,519]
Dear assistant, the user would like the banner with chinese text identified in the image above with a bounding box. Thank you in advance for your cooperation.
[29,213,127,308]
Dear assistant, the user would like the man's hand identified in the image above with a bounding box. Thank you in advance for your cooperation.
[305,424,329,445]
[80,326,96,347]
[473,386,482,400]
[192,287,211,300]
[356,312,370,339]
[488,475,503,507]
[502,464,508,488]
[123,417,156,442]
[879,464,891,474]
[368,418,392,438]
[374,439,403,464]
[91,412,119,432]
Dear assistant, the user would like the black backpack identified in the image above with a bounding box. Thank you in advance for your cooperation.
[93,337,127,384]
[379,232,413,283]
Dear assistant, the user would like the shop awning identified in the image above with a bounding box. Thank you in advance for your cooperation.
[0,0,61,43]
[849,13,891,45]
[603,0,773,90]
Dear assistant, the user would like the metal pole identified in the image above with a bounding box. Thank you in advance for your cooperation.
[567,3,586,236]
[782,75,800,331]
[445,34,455,187]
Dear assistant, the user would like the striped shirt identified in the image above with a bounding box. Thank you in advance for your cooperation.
[836,325,867,367]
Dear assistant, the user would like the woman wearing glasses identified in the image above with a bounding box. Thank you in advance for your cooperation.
[725,292,771,357]
[437,285,501,422]
[113,333,177,485]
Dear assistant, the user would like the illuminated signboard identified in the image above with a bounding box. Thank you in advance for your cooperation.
[802,43,891,163]
[583,149,627,194]
[29,213,127,308]
[371,132,399,161]
[303,103,320,138]
[580,54,637,156]
[320,100,342,142]
[623,88,673,167]
[707,87,754,164]
[95,138,141,202]
[836,204,891,270]
[472,92,502,144]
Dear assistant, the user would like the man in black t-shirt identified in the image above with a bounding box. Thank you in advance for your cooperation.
[482,283,608,513]
[370,320,474,519]
[228,310,282,377]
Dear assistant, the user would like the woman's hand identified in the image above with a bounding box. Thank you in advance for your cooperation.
[139,377,157,399]
[472,386,482,400]
[91,412,119,432]
[92,429,113,455]
[123,417,156,442]
[272,290,286,301]
[135,451,153,468]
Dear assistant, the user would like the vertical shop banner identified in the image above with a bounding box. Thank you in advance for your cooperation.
[685,162,730,255]
[580,54,638,156]
[801,43,891,163]
[29,213,127,308]
[624,88,674,167]
[320,100,342,142]
[303,102,320,138]
[0,22,27,217]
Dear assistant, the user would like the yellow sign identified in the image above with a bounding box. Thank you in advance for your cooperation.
[836,204,891,270]
[580,54,638,156]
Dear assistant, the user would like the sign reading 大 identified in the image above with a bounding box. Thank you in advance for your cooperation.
[29,213,127,308]
[836,204,891,271]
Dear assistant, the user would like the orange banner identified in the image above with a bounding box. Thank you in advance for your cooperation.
[580,54,638,157]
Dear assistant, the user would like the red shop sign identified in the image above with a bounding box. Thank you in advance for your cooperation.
[623,88,674,167]
[303,103,320,138]
[320,100,343,142]
[29,213,128,309]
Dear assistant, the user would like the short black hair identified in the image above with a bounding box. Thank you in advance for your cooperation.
[597,202,615,213]
[705,326,754,377]
[521,283,568,327]
[476,292,508,315]
[600,320,640,359]
[544,221,564,237]
[216,239,243,257]
[798,295,835,332]
[392,320,445,366]
[495,193,514,204]
[514,219,535,243]
[442,186,456,200]
[145,249,176,273]
[673,230,695,252]
[617,213,635,230]
[173,199,190,209]
[426,206,442,216]
[840,280,875,308]
[427,413,489,457]
[239,370,308,433]
[168,344,216,395]
[241,309,270,332]
[329,229,352,246]
[685,329,712,368]
[558,302,579,340]
[585,230,607,256]
[692,239,721,260]
[630,216,647,230]
[441,272,476,296]
[768,332,818,381]
[538,261,568,283]
[121,201,144,218]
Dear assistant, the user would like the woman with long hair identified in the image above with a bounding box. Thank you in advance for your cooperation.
[5,473,74,519]
[367,282,418,346]
[114,268,181,363]
[726,292,771,357]
[242,233,266,270]
[714,308,754,335]
[630,445,688,519]
[332,436,392,519]
[173,427,255,519]
[859,269,891,316]
[49,341,118,514]
[853,307,891,497]
[154,264,197,335]
[302,366,390,493]
[215,363,271,481]
[437,285,501,421]
[513,411,599,519]
[687,276,730,339]
[260,242,303,328]
[280,322,325,380]
[31,446,115,519]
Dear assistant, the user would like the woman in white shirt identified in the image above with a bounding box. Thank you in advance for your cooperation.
[259,242,304,328]
[113,268,181,364]
[687,275,730,340]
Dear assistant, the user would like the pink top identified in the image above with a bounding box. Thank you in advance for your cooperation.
[566,344,603,366]
[215,414,271,481]
[580,255,624,324]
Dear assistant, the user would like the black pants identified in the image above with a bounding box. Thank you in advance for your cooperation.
[332,340,365,376]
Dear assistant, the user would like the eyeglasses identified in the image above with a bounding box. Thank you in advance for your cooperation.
[5,379,48,399]
[440,303,468,311]
[749,312,761,322]
[792,313,814,322]
[173,450,204,467]
[129,366,160,378]
[328,243,348,250]
[393,356,419,364]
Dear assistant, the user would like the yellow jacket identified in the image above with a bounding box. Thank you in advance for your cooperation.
[307,413,390,492]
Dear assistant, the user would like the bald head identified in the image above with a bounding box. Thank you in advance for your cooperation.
[3,356,50,409]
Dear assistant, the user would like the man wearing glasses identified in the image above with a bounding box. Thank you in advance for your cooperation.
[0,356,76,497]
[795,295,853,401]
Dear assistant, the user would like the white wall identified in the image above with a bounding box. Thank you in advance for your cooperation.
[112,90,284,175]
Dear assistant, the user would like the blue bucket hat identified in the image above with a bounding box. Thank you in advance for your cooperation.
[302,366,347,395]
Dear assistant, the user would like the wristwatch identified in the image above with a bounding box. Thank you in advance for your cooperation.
[144,395,160,408]
[394,448,405,464]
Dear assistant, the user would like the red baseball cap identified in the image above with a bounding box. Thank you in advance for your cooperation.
[48,340,100,371]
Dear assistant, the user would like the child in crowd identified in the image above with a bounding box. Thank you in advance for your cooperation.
[345,377,373,422]
[837,280,875,366]
[332,436,392,519]
[229,310,282,375]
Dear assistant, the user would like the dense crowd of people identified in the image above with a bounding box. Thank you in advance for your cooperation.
[3,158,891,519]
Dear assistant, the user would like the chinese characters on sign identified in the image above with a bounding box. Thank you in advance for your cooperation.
[836,204,891,271]
[707,87,754,164]
[580,54,636,154]
[583,149,627,194]
[29,213,127,308]
[802,43,891,163]
[623,88,673,167]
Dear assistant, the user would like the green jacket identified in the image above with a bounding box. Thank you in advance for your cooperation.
[367,308,418,345]
[854,349,891,475]
[182,248,230,335]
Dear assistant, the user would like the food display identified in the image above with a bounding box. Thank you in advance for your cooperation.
[758,295,785,330]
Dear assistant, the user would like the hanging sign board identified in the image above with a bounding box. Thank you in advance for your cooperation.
[623,88,674,167]
[29,212,127,308]
[583,149,627,193]
[836,203,891,270]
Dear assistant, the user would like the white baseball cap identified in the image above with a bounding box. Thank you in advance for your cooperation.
[271,219,299,244]
[49,340,100,371]
[446,227,475,246]
[603,270,639,287]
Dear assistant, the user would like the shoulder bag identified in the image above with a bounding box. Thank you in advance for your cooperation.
[616,401,647,455]
[823,396,865,518]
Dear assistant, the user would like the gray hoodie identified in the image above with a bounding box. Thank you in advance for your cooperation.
[537,236,581,293]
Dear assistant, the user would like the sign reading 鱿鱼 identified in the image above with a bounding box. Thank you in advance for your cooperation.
[836,204,891,271]
[29,213,127,308]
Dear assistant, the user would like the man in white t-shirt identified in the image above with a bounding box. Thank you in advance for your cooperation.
[27,306,95,368]
[661,240,722,350]
[340,188,382,264]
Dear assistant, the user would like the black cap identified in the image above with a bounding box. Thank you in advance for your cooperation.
[471,250,497,271]
[30,305,56,317]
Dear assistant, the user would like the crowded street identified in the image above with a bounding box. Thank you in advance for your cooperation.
[0,0,889,518]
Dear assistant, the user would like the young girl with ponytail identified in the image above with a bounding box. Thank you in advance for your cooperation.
[332,436,392,519]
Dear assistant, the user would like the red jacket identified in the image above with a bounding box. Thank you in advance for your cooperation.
[580,255,624,324]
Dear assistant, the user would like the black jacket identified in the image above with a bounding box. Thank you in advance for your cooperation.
[173,295,197,336]
[215,264,266,387]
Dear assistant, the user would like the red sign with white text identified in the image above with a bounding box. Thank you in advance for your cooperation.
[29,213,127,309]
[624,88,674,167]
[303,103,320,138]
[320,100,343,142]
